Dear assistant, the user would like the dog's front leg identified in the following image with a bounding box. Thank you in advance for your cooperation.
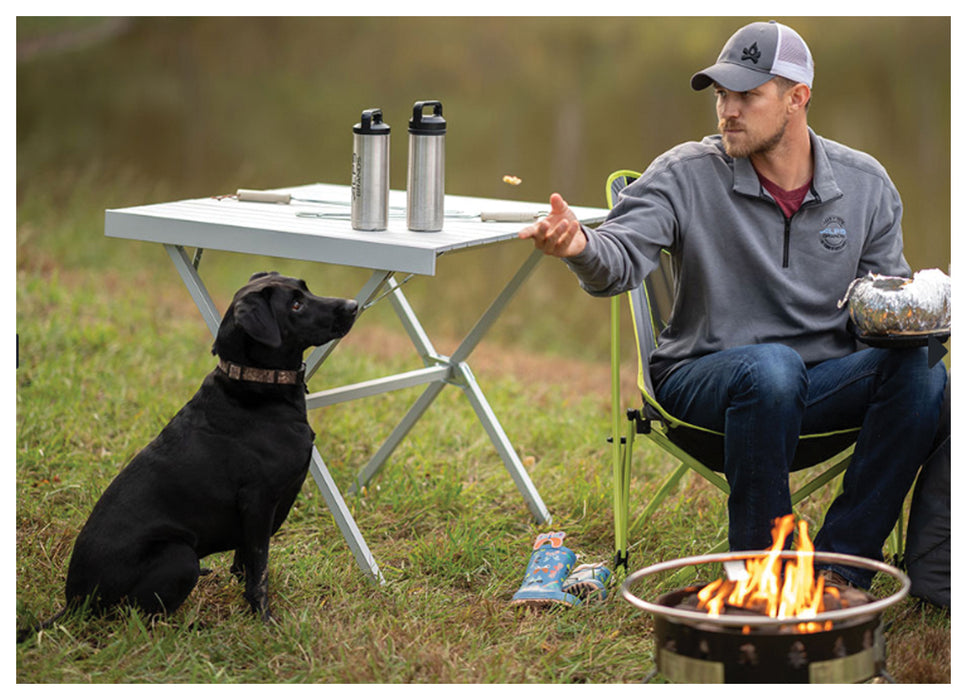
[237,502,277,622]
[248,556,272,622]
[237,539,273,622]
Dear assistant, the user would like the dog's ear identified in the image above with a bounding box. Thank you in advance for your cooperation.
[248,271,278,282]
[233,291,282,348]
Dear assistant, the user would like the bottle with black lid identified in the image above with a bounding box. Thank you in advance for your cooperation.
[351,108,391,231]
[406,100,446,232]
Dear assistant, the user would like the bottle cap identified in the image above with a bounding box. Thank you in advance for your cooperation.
[408,100,446,134]
[354,108,390,135]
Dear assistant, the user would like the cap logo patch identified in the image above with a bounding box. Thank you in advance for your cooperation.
[742,42,762,64]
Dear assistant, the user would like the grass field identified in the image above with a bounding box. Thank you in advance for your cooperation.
[15,232,951,683]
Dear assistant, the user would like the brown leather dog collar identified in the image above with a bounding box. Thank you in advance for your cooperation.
[217,359,305,386]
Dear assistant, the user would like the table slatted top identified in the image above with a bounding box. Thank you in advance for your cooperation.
[105,183,608,275]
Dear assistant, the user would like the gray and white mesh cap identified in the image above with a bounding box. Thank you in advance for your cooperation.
[691,21,814,92]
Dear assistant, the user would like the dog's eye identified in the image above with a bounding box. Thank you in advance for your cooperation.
[291,299,304,311]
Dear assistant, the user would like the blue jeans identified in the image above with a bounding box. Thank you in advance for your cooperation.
[656,344,948,588]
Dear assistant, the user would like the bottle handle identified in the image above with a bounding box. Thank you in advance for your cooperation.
[360,108,383,130]
[411,100,443,125]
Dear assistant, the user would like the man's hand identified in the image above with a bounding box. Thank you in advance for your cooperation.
[518,193,587,258]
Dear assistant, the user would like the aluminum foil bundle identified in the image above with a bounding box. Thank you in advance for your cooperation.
[838,269,950,336]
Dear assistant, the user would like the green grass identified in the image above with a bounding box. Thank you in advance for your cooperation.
[16,249,951,683]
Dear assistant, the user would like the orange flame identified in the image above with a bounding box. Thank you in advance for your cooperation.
[696,515,834,632]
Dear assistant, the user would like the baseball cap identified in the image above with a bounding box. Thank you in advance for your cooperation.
[690,20,814,92]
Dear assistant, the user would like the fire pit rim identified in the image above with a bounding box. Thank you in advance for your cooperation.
[620,549,910,629]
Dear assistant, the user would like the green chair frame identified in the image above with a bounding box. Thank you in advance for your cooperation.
[606,170,876,574]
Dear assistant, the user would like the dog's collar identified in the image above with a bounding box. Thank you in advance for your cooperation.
[216,359,306,386]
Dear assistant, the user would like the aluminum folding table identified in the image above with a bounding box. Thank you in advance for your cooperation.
[105,183,608,583]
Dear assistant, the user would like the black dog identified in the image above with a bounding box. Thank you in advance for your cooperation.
[19,272,357,640]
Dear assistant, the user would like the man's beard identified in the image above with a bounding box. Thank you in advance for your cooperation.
[719,116,787,158]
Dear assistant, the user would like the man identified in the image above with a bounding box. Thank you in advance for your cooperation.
[519,20,948,589]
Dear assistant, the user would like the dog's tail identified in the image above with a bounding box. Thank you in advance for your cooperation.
[16,608,67,644]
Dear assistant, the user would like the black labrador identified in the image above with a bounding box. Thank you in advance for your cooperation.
[19,272,357,640]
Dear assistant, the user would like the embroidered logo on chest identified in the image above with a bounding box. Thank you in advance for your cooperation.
[819,216,848,251]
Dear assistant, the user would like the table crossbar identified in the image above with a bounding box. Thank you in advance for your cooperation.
[305,366,452,409]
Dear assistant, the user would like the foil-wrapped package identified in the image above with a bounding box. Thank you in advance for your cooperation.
[838,269,950,336]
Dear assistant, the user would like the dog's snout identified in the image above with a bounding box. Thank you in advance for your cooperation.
[324,297,358,340]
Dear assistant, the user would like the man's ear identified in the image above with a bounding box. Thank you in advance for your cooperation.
[233,291,282,348]
[788,83,811,113]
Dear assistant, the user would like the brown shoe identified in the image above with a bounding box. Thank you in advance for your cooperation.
[817,569,872,608]
[817,569,854,590]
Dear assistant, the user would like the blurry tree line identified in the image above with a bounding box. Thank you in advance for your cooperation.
[18,16,949,271]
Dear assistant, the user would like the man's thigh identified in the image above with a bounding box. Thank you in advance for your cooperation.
[657,345,894,435]
[800,347,893,434]
[656,343,807,432]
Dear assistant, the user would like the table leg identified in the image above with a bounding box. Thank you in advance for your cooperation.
[450,248,550,524]
[450,248,544,365]
[307,447,384,583]
[165,244,221,336]
[345,271,448,492]
[386,275,443,363]
[453,361,551,524]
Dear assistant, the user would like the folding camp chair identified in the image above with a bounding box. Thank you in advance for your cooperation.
[606,170,863,573]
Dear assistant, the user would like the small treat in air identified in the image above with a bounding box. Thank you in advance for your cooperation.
[839,269,950,336]
[502,175,522,186]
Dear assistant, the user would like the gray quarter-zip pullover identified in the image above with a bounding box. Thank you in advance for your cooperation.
[565,129,910,385]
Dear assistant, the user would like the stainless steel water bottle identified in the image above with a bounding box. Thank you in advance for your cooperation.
[406,100,446,232]
[351,108,390,231]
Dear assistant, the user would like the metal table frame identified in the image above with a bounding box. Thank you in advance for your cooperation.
[105,183,608,583]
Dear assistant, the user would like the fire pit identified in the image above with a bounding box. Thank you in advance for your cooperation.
[620,518,910,683]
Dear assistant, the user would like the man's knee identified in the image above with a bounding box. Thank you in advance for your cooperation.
[730,344,808,403]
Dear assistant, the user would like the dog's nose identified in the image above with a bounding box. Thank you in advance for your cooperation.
[345,299,359,317]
